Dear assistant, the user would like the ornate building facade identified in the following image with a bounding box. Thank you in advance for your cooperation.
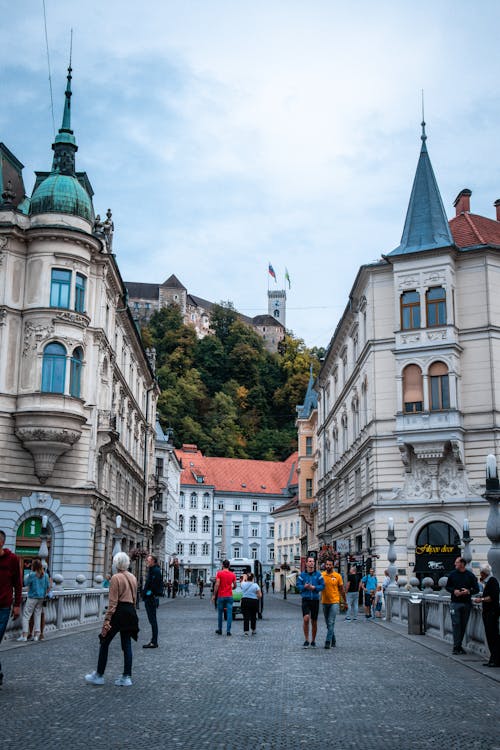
[316,124,500,583]
[0,69,158,584]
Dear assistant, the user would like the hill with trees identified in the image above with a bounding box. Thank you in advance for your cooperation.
[141,302,323,460]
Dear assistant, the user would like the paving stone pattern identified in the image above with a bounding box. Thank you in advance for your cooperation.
[1,594,499,750]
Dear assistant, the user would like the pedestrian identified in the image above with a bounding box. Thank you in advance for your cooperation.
[0,529,22,686]
[102,574,111,589]
[173,578,179,598]
[374,584,384,618]
[85,551,139,686]
[345,565,361,621]
[198,578,204,598]
[382,569,391,593]
[240,572,262,636]
[184,578,190,596]
[296,556,325,648]
[320,558,345,648]
[271,579,275,593]
[265,574,270,594]
[17,558,50,642]
[28,560,52,641]
[142,554,162,649]
[473,564,499,667]
[167,580,172,598]
[212,559,236,636]
[361,567,378,619]
[446,556,479,655]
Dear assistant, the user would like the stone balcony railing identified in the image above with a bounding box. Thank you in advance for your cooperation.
[2,588,109,642]
[385,583,488,659]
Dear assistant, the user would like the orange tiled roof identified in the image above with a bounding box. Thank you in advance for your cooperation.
[450,213,500,249]
[176,446,298,495]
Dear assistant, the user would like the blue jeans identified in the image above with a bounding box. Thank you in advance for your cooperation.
[346,591,359,619]
[97,623,133,677]
[217,597,233,633]
[322,603,339,644]
[0,608,10,674]
[450,602,472,650]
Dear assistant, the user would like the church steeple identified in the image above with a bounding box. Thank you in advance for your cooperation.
[389,121,453,256]
[51,65,78,176]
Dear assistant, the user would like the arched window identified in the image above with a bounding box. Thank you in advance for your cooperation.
[70,347,83,397]
[429,362,450,410]
[41,342,66,393]
[203,493,210,509]
[403,364,423,413]
[401,291,421,330]
[341,413,348,452]
[202,542,209,556]
[190,493,198,509]
[176,542,184,555]
[179,492,185,509]
[178,514,184,532]
[202,516,209,533]
[426,287,446,327]
[352,399,359,436]
[189,516,197,533]
[75,273,87,313]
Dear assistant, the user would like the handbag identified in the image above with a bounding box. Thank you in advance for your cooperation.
[339,599,348,613]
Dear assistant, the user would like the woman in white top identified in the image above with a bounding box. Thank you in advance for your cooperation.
[240,573,262,636]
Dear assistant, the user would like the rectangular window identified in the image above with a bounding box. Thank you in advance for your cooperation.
[251,527,259,537]
[305,436,312,456]
[233,524,240,537]
[155,458,164,478]
[426,287,446,327]
[218,500,224,510]
[202,542,209,556]
[430,375,450,410]
[252,501,258,511]
[355,467,361,498]
[189,542,196,555]
[233,547,241,558]
[268,525,274,538]
[75,273,86,313]
[50,269,71,308]
[234,502,241,511]
[269,547,275,561]
[401,291,421,330]
[251,548,257,559]
[306,478,313,498]
[216,523,223,537]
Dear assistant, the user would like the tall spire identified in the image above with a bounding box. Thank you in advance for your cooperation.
[51,64,78,175]
[389,119,453,256]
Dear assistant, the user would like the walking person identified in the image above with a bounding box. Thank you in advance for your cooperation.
[17,559,50,642]
[473,564,499,667]
[296,556,325,648]
[321,558,345,649]
[142,554,162,649]
[345,565,361,621]
[361,567,378,619]
[240,572,262,636]
[85,552,139,686]
[0,529,22,686]
[446,556,479,655]
[212,559,236,636]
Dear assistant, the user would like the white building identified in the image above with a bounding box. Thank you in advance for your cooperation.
[153,421,182,574]
[0,68,157,584]
[316,124,500,583]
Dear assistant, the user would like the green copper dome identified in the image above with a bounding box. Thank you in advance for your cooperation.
[30,173,93,220]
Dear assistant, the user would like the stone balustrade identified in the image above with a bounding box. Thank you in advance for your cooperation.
[384,581,488,659]
[3,588,109,641]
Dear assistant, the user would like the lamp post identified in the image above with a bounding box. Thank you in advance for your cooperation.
[283,553,288,600]
[483,454,500,580]
[386,517,398,590]
[38,515,49,566]
[461,518,473,571]
[111,515,122,573]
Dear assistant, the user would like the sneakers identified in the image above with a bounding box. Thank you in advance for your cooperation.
[114,675,133,686]
[227,632,232,637]
[324,641,331,649]
[243,632,249,637]
[85,671,104,685]
[303,640,310,649]
[33,635,40,642]
[142,642,158,649]
[16,635,27,642]
[452,647,466,655]
[310,641,317,648]
[251,631,256,636]
[215,629,222,635]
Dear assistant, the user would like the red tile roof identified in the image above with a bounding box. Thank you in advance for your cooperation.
[176,445,298,495]
[450,213,500,248]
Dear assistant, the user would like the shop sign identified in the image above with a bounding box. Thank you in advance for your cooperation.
[336,538,350,554]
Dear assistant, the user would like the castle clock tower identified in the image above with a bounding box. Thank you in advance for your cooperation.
[268,289,286,328]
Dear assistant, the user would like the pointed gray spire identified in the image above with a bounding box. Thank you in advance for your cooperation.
[389,123,453,256]
[296,366,317,419]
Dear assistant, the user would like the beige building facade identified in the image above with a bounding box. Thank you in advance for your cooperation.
[316,127,500,583]
[0,70,157,584]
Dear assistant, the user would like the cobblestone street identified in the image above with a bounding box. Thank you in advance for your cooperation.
[1,594,499,750]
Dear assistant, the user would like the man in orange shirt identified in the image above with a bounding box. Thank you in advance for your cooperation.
[321,559,345,649]
[212,559,236,636]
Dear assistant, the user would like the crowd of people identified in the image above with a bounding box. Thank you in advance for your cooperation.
[1,529,499,688]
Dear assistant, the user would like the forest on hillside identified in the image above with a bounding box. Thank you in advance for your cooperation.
[141,302,324,460]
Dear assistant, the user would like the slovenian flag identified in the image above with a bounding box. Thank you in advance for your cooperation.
[268,263,277,282]
[285,267,291,289]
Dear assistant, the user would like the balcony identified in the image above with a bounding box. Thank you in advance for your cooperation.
[14,393,87,483]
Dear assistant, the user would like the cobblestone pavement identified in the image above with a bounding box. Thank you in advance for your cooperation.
[1,594,499,750]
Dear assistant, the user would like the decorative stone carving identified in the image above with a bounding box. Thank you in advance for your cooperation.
[427,330,447,342]
[398,442,412,473]
[400,333,421,344]
[0,308,7,326]
[54,310,90,328]
[398,275,420,290]
[397,441,479,501]
[23,321,55,356]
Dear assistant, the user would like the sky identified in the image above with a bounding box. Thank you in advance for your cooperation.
[1,1,500,348]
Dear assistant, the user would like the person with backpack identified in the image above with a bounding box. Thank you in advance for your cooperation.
[296,556,325,648]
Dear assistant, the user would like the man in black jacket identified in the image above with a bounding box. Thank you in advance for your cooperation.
[142,554,162,649]
[446,556,479,655]
[474,564,500,667]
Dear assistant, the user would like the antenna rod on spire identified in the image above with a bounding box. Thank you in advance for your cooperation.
[69,28,73,67]
[420,89,427,143]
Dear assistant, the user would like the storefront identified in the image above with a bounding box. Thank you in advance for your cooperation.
[414,521,461,586]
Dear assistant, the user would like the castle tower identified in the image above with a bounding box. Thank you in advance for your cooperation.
[268,289,286,328]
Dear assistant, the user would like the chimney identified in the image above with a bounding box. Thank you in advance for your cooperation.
[453,189,471,216]
[495,199,500,222]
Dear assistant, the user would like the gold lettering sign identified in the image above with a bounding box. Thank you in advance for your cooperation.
[415,544,455,555]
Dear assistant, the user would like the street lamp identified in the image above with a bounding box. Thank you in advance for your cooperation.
[283,553,288,600]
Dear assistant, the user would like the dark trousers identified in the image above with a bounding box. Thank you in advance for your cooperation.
[144,597,158,645]
[450,602,471,648]
[0,607,10,674]
[483,611,500,665]
[97,624,133,677]
[241,598,259,632]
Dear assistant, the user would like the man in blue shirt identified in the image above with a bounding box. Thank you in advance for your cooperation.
[361,568,378,619]
[296,556,325,648]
